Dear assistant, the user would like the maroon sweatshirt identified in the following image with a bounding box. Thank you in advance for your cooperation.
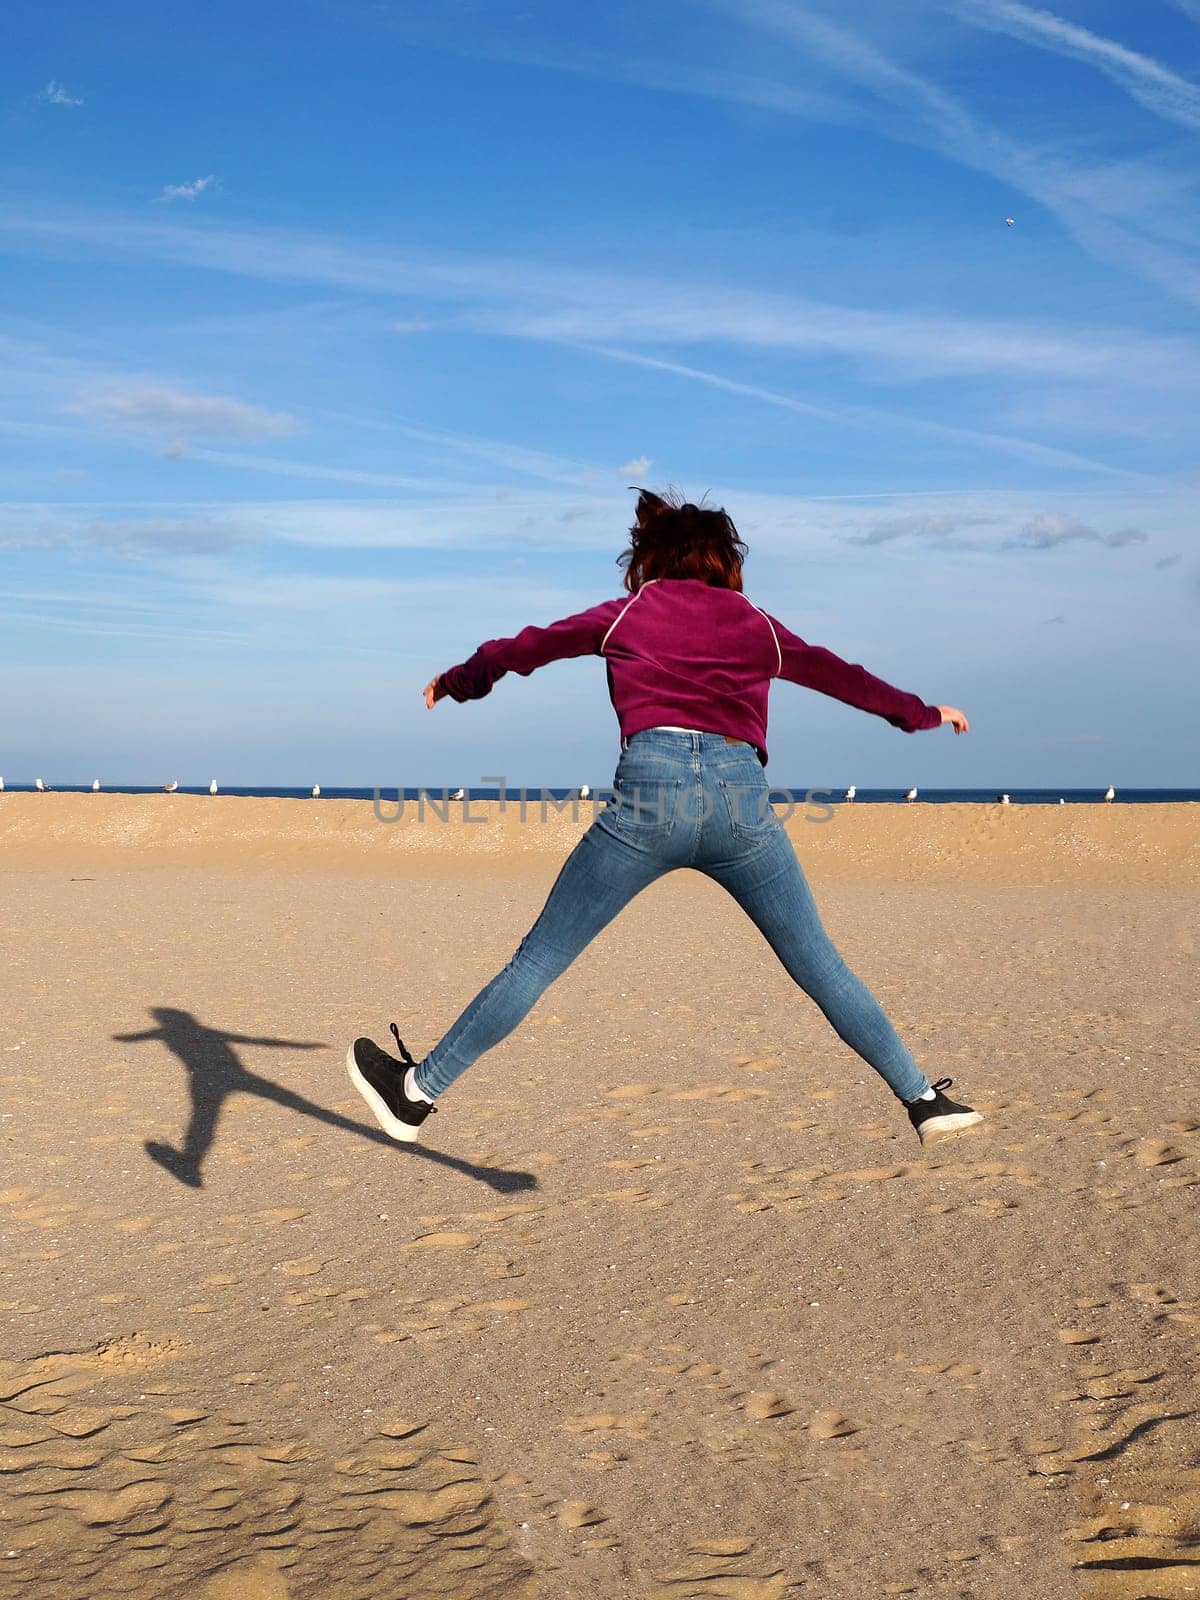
[438,576,943,766]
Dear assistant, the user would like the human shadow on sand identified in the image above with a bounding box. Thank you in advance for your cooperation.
[114,1007,536,1196]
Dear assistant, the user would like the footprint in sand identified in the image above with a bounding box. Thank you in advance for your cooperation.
[1127,1284,1178,1311]
[597,1186,668,1208]
[404,1231,481,1250]
[194,1560,291,1600]
[653,1359,723,1384]
[745,1392,795,1421]
[915,1360,982,1380]
[279,1255,327,1277]
[1063,1406,1194,1465]
[563,1414,651,1437]
[60,1481,172,1526]
[833,1164,910,1184]
[1065,1494,1200,1583]
[559,1498,608,1529]
[808,1411,859,1441]
[669,1086,769,1103]
[1133,1139,1184,1167]
[648,1540,792,1599]
[377,1418,427,1439]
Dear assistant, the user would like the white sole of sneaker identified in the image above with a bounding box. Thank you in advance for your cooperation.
[346,1042,422,1143]
[918,1110,983,1146]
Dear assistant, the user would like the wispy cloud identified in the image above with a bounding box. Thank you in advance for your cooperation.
[375,418,597,486]
[88,519,260,556]
[40,80,82,107]
[478,293,1177,383]
[948,0,1200,132]
[3,208,1194,388]
[270,401,617,489]
[578,343,1141,477]
[722,0,1200,309]
[1001,512,1148,550]
[284,2,1200,318]
[326,0,857,125]
[158,175,220,203]
[0,606,250,645]
[844,506,1149,554]
[846,511,1000,547]
[217,493,630,550]
[65,380,296,441]
[0,514,259,558]
[618,456,651,477]
[5,483,1187,564]
[185,446,454,491]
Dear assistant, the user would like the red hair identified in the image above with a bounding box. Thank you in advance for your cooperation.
[618,488,748,594]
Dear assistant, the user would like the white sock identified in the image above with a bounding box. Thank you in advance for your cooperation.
[404,1066,434,1105]
[916,1086,937,1101]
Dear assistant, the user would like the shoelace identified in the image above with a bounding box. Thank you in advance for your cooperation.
[930,1077,954,1095]
[390,1023,437,1113]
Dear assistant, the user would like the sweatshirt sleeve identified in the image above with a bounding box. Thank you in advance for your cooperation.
[439,597,628,703]
[763,612,943,734]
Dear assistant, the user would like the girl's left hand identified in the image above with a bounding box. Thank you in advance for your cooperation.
[423,676,446,709]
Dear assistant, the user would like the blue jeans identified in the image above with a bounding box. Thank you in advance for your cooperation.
[414,730,931,1105]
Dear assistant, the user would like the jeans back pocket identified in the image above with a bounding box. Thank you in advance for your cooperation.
[613,762,683,838]
[718,774,778,841]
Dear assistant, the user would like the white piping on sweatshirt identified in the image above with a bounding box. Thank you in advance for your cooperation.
[601,579,781,677]
[599,579,657,653]
[740,594,783,676]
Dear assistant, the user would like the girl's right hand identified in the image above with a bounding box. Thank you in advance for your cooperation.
[938,705,969,734]
[424,676,447,709]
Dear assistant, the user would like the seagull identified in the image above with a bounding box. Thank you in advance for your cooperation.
[311,784,321,798]
[1104,785,1115,803]
[92,779,101,793]
[35,777,47,793]
[580,783,591,799]
[844,784,856,803]
[1059,797,1066,805]
[904,787,918,803]
[209,779,218,796]
[998,793,1011,805]
[1005,217,1015,226]
[451,788,465,801]
[162,779,179,793]
[0,776,4,792]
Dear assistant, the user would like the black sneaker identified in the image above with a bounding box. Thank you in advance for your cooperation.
[906,1077,983,1146]
[347,1023,437,1143]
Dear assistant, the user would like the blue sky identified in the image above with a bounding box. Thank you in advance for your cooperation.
[2,0,1198,788]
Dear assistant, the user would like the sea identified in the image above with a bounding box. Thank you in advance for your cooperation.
[3,785,1197,805]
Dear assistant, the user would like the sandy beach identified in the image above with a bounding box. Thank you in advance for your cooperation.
[1,795,1197,1599]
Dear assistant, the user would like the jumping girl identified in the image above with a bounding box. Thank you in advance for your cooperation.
[348,490,983,1149]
